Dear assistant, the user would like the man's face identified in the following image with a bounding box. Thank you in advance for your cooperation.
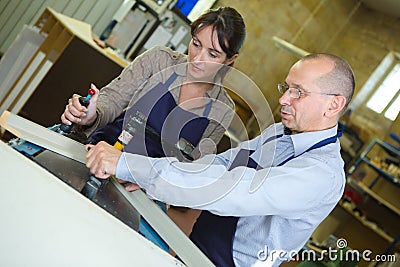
[279,59,335,134]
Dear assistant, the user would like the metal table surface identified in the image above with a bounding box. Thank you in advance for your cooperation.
[32,149,140,231]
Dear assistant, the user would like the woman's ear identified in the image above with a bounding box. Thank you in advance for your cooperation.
[325,95,347,118]
[225,53,238,66]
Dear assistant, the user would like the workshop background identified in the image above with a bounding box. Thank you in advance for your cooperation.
[0,0,399,266]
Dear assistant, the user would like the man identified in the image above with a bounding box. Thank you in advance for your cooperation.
[86,53,355,266]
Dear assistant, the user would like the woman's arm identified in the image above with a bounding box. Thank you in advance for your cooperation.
[83,46,167,136]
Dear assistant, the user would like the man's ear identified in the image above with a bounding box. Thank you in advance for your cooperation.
[325,95,347,118]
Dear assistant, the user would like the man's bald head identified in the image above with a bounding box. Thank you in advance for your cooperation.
[301,53,355,112]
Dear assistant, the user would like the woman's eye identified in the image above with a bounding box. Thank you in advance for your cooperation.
[209,53,217,58]
[193,40,200,47]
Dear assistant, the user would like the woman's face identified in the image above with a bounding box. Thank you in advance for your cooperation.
[187,25,237,82]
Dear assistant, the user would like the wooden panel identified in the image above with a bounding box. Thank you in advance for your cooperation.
[0,0,10,15]
[41,22,65,53]
[19,38,123,127]
[29,0,58,26]
[11,58,53,115]
[74,0,97,20]
[3,1,44,51]
[0,0,123,53]
[23,0,48,24]
[0,110,86,163]
[112,179,215,267]
[0,52,46,115]
[0,1,30,50]
[0,0,48,53]
[51,0,69,14]
[62,0,84,17]
[0,0,19,48]
[1,8,128,127]
[92,0,122,35]
[85,0,111,29]
[0,26,44,114]
[50,28,73,58]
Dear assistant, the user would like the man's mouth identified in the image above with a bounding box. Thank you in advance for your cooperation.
[280,107,291,116]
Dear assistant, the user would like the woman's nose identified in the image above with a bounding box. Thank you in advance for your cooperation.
[193,49,206,62]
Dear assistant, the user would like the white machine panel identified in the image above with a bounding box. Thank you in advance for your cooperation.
[0,141,183,267]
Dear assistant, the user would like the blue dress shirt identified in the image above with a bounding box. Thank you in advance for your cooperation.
[116,123,345,266]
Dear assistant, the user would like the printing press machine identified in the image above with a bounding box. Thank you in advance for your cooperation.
[0,111,214,267]
[0,140,185,266]
[12,138,141,231]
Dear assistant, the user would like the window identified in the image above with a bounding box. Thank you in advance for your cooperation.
[366,63,400,121]
[351,52,400,128]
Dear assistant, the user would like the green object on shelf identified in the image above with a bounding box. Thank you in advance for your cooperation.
[297,247,358,267]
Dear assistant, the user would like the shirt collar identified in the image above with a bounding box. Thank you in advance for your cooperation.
[205,75,223,100]
[173,59,187,77]
[281,124,339,157]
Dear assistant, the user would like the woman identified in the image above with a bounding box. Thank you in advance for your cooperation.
[61,6,246,251]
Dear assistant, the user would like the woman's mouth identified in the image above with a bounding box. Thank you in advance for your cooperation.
[190,63,203,72]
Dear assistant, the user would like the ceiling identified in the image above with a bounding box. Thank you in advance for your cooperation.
[362,0,400,18]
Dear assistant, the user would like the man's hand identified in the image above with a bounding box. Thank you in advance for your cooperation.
[125,183,141,191]
[85,141,122,179]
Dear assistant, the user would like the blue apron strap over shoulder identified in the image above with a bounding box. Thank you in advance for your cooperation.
[190,127,342,267]
[203,99,212,117]
[86,73,180,146]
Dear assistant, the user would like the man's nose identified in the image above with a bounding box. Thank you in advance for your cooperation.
[279,90,292,106]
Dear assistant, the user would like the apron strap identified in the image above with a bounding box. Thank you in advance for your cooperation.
[164,72,179,88]
[190,125,343,266]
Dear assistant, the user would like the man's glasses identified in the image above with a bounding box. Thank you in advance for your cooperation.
[277,83,339,99]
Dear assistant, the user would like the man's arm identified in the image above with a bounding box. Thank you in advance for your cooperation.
[117,150,340,219]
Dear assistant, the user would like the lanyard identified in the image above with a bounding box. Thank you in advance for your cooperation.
[277,126,342,166]
[248,126,342,168]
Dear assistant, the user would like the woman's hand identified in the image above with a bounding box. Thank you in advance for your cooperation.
[61,83,100,126]
[85,141,122,179]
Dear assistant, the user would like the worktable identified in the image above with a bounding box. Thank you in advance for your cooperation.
[0,110,215,267]
[32,148,140,231]
[0,140,183,266]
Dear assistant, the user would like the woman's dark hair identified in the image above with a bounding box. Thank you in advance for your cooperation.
[191,7,246,60]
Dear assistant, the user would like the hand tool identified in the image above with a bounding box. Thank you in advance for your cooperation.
[56,86,96,135]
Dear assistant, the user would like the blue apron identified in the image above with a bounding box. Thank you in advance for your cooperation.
[189,128,342,266]
[88,73,212,156]
[89,72,212,250]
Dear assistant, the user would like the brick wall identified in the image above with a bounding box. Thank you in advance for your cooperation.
[212,0,400,135]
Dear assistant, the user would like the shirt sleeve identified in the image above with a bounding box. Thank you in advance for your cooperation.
[115,133,258,183]
[115,138,339,219]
